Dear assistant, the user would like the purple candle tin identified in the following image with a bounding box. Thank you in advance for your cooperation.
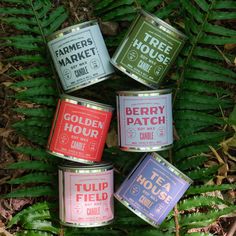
[114,152,192,227]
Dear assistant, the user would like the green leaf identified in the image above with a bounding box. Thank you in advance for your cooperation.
[180,0,204,23]
[11,67,50,76]
[7,201,55,227]
[177,156,208,171]
[12,118,52,129]
[209,11,236,20]
[7,161,56,171]
[6,55,45,63]
[214,1,236,9]
[102,6,136,21]
[7,173,54,184]
[13,108,54,118]
[179,196,230,211]
[23,220,59,234]
[185,69,236,84]
[174,132,228,150]
[180,206,236,228]
[12,77,55,88]
[0,7,33,15]
[12,146,52,160]
[3,186,57,198]
[186,165,219,180]
[16,230,54,236]
[186,184,236,195]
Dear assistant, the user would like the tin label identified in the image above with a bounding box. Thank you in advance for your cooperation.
[115,20,182,86]
[115,154,190,224]
[48,24,114,91]
[61,169,113,224]
[118,93,172,148]
[48,100,112,162]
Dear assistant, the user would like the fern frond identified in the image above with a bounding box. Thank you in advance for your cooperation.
[214,1,236,9]
[13,108,54,117]
[181,81,232,95]
[16,86,56,97]
[11,67,50,76]
[12,118,52,129]
[174,132,228,150]
[174,111,225,125]
[174,144,216,162]
[12,146,53,160]
[7,201,55,227]
[0,7,33,15]
[180,206,236,228]
[7,173,54,184]
[186,165,219,181]
[129,230,174,236]
[23,220,58,234]
[177,156,208,171]
[7,161,56,171]
[187,184,236,195]
[178,196,230,211]
[6,55,45,63]
[12,77,55,88]
[16,230,55,236]
[3,186,57,198]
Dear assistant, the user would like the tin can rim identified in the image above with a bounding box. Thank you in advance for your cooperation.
[149,152,193,184]
[47,20,97,42]
[58,161,113,170]
[60,94,114,112]
[117,89,172,95]
[140,9,187,40]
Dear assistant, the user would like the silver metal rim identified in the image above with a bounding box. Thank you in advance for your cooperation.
[117,89,172,96]
[47,150,98,165]
[60,219,114,228]
[119,144,173,152]
[47,20,97,42]
[60,94,114,112]
[58,161,113,172]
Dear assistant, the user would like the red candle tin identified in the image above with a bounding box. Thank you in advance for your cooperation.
[47,95,113,164]
[59,161,114,227]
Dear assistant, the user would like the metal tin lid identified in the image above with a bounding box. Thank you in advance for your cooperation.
[140,9,187,40]
[117,89,172,96]
[60,94,114,112]
[58,160,113,172]
[47,20,98,42]
[150,152,193,184]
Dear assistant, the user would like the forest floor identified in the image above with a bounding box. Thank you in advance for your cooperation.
[0,0,236,235]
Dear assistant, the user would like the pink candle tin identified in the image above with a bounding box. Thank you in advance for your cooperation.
[116,89,173,152]
[59,161,114,227]
[47,95,113,164]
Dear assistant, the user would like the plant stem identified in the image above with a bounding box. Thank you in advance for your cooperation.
[174,205,180,236]
[169,149,180,236]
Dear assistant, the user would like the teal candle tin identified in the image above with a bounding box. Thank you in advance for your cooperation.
[111,10,187,89]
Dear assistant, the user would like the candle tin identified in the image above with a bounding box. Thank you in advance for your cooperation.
[114,152,192,227]
[47,20,114,93]
[59,161,114,227]
[47,95,113,164]
[116,89,173,152]
[111,10,187,89]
